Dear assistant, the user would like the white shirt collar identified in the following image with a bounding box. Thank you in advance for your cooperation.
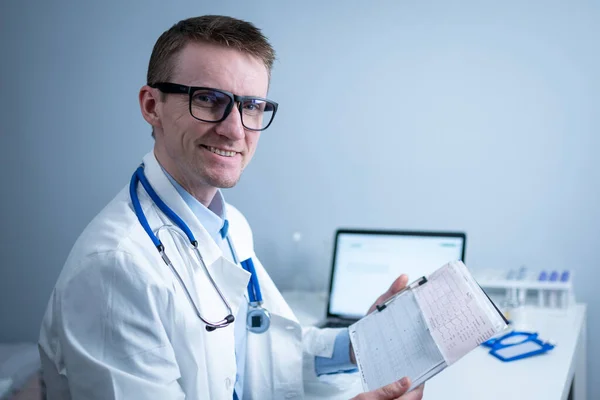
[161,169,229,244]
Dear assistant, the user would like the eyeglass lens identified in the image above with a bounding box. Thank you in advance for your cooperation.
[190,89,275,130]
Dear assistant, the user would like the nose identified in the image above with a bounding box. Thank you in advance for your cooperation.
[214,104,245,141]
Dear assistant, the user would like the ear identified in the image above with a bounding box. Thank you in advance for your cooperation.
[139,85,163,131]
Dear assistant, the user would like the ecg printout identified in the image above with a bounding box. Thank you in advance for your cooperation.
[349,290,446,391]
[413,261,506,365]
[349,261,507,391]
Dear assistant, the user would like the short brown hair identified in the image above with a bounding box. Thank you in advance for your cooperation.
[147,15,276,85]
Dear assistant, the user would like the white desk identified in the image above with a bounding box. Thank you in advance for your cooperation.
[282,291,587,400]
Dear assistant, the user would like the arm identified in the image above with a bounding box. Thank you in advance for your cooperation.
[314,329,357,375]
[58,251,185,399]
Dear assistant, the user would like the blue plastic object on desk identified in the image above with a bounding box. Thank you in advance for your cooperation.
[482,331,555,362]
[482,331,533,348]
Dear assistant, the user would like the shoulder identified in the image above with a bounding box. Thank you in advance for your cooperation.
[58,248,169,306]
[73,186,138,253]
[59,250,159,296]
[58,185,167,288]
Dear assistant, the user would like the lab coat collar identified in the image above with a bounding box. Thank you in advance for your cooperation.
[162,168,228,245]
[142,152,223,265]
[141,152,249,312]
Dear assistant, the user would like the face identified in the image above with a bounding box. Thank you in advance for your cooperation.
[140,41,270,204]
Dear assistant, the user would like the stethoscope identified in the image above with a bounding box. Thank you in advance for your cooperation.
[129,165,271,334]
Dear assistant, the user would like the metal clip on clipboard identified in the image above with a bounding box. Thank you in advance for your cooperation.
[375,276,428,313]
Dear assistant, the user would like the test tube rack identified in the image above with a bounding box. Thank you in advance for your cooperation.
[473,268,575,308]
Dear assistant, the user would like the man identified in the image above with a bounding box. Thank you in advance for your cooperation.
[39,15,424,400]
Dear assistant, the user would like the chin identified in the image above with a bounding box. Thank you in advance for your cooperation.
[196,164,242,188]
[216,180,238,189]
[205,175,241,189]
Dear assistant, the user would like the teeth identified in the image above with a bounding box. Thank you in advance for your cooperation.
[206,146,237,157]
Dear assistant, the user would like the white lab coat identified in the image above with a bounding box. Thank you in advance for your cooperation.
[39,152,341,399]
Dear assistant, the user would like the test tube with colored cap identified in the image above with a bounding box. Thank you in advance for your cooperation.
[560,270,570,308]
[517,266,528,305]
[548,271,559,308]
[538,271,548,307]
[506,269,518,307]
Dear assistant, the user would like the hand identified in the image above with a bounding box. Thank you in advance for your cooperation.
[350,377,424,400]
[350,274,409,364]
[365,274,409,315]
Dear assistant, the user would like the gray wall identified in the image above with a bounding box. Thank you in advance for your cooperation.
[1,0,598,397]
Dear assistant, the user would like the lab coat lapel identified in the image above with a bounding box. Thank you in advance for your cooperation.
[232,249,303,399]
[142,152,221,266]
[248,257,304,399]
[141,152,250,318]
[226,224,298,323]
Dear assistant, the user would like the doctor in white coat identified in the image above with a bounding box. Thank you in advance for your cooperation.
[39,15,424,400]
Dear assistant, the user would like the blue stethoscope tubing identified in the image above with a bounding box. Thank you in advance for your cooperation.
[129,165,268,332]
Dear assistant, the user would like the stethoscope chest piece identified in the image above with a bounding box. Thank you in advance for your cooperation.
[247,306,271,334]
[238,257,271,334]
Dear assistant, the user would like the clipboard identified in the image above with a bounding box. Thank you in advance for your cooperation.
[349,261,509,392]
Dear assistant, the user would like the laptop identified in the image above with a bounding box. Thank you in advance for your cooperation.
[318,229,467,328]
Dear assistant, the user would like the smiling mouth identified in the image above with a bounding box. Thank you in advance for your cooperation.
[201,145,238,157]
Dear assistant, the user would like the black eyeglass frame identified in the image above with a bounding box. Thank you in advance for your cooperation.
[149,82,278,131]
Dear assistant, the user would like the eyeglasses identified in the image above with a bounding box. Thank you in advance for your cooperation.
[149,82,278,131]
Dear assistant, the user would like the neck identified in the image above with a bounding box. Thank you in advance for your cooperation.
[154,148,217,207]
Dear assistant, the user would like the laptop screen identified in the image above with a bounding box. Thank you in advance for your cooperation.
[327,230,466,319]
